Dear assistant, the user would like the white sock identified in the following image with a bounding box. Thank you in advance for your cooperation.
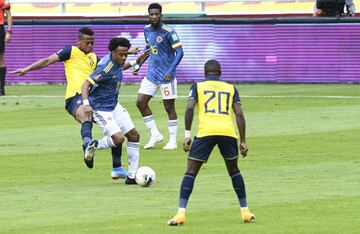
[127,142,140,179]
[168,119,177,144]
[97,136,116,149]
[143,115,160,137]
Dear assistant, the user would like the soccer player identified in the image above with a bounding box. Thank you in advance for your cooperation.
[81,37,149,184]
[0,0,12,96]
[167,60,255,225]
[136,3,184,150]
[10,28,137,178]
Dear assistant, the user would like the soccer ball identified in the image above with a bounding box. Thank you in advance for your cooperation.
[135,166,156,187]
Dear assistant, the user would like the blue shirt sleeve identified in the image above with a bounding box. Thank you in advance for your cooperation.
[188,83,198,100]
[89,62,112,85]
[88,59,107,85]
[168,29,181,49]
[56,45,72,62]
[233,86,240,103]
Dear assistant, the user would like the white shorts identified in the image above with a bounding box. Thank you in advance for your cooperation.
[92,103,135,137]
[138,76,177,100]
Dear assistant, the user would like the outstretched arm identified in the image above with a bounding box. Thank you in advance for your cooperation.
[123,49,151,71]
[233,102,248,157]
[10,54,60,76]
[128,46,140,55]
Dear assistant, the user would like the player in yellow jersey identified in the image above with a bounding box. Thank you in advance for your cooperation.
[10,28,137,179]
[168,60,255,226]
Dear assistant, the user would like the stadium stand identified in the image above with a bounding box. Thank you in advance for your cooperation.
[10,0,324,17]
[6,1,360,84]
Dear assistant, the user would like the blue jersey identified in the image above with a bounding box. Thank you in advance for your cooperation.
[87,54,123,111]
[144,23,182,84]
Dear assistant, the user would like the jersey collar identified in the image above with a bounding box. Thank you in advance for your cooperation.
[206,75,220,81]
[152,22,163,30]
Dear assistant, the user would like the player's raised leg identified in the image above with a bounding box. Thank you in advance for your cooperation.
[91,109,125,171]
[71,98,96,169]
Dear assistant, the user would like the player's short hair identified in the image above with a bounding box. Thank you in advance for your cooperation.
[205,60,221,77]
[108,37,131,51]
[78,27,94,38]
[148,3,162,13]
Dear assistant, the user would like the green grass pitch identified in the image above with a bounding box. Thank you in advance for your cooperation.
[0,84,360,234]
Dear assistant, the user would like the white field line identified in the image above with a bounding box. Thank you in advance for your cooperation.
[1,95,360,99]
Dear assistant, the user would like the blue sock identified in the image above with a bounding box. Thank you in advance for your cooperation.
[81,121,92,148]
[229,170,247,208]
[179,172,196,209]
[111,145,122,168]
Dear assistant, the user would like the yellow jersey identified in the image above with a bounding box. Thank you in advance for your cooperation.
[189,77,240,138]
[57,45,97,99]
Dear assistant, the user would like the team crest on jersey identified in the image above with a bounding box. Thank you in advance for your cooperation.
[156,36,163,43]
[88,56,95,66]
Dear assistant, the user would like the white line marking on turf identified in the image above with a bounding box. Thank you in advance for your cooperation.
[1,95,64,98]
[241,95,360,99]
[1,95,360,99]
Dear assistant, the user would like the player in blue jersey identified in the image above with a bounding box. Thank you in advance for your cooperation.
[81,37,149,184]
[10,28,139,178]
[167,60,255,225]
[136,3,184,150]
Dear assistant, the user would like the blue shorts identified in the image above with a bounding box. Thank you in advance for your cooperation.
[65,93,82,117]
[188,136,239,162]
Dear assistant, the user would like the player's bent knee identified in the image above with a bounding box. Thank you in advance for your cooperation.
[126,129,140,142]
[74,107,87,123]
[136,99,147,110]
[112,133,125,146]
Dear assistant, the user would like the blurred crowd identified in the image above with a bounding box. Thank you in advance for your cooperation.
[314,0,356,17]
